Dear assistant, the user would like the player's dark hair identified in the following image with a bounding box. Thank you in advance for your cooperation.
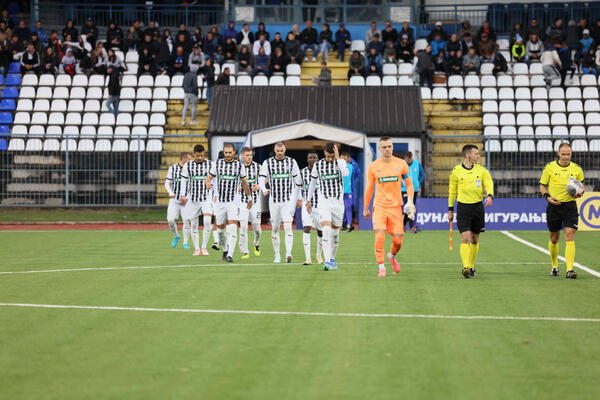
[558,142,571,151]
[180,151,192,160]
[307,150,318,157]
[274,141,285,147]
[339,148,351,156]
[193,144,205,153]
[393,151,404,158]
[379,136,392,142]
[223,143,235,150]
[405,151,413,158]
[324,142,335,153]
[241,146,253,154]
[462,144,478,156]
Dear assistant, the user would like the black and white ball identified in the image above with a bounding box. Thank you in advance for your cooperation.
[566,179,585,198]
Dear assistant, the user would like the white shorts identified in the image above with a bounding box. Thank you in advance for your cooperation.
[239,201,262,224]
[167,198,183,221]
[318,198,344,227]
[302,203,321,230]
[269,200,296,226]
[181,199,212,220]
[215,201,240,225]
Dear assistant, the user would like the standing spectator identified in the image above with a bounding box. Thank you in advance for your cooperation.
[270,46,288,75]
[527,18,545,41]
[427,21,448,43]
[202,58,215,111]
[477,21,497,42]
[223,21,237,42]
[316,60,331,86]
[546,18,565,45]
[221,36,237,61]
[511,34,526,63]
[61,47,76,76]
[581,48,597,76]
[381,21,398,45]
[319,23,333,61]
[138,47,157,76]
[541,48,562,89]
[216,66,231,85]
[565,20,580,62]
[334,23,351,61]
[383,40,398,64]
[526,34,543,64]
[368,33,384,54]
[270,32,285,53]
[347,50,366,79]
[236,45,253,74]
[0,9,14,29]
[558,42,576,87]
[300,20,318,62]
[366,47,382,77]
[478,33,497,62]
[13,20,31,44]
[182,65,199,125]
[81,17,98,47]
[252,33,271,56]
[106,21,124,51]
[32,21,47,44]
[169,46,188,76]
[416,45,434,89]
[284,32,302,65]
[402,151,425,233]
[156,35,171,75]
[0,43,11,76]
[253,46,270,77]
[365,21,381,45]
[434,49,448,75]
[106,69,121,116]
[448,50,463,75]
[492,51,507,76]
[430,33,445,56]
[255,22,270,41]
[342,151,354,231]
[398,22,415,44]
[236,24,254,51]
[462,46,480,76]
[397,35,413,63]
[62,20,78,41]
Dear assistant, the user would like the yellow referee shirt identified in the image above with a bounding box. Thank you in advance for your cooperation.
[540,161,584,203]
[448,164,494,209]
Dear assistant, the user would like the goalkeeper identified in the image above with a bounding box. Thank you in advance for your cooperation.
[448,144,494,279]
[363,137,416,278]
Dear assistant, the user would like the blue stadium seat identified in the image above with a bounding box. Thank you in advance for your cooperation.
[0,125,9,136]
[2,87,18,98]
[0,112,13,124]
[0,99,15,111]
[0,75,4,86]
[5,74,21,86]
[8,62,20,74]
[0,139,6,151]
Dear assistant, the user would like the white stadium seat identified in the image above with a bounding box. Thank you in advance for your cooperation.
[351,40,366,52]
[398,63,413,75]
[67,99,84,112]
[285,76,301,86]
[72,75,88,87]
[25,138,43,151]
[16,99,33,112]
[11,125,27,137]
[349,76,365,86]
[125,51,139,63]
[382,76,397,86]
[420,87,431,100]
[567,100,583,113]
[28,125,45,135]
[77,139,94,152]
[147,139,163,152]
[124,64,138,75]
[549,88,565,99]
[112,139,128,152]
[98,126,113,138]
[87,87,103,100]
[447,76,463,87]
[120,87,136,100]
[133,114,149,126]
[114,126,131,138]
[366,75,381,86]
[568,113,584,126]
[95,139,112,152]
[448,87,464,100]
[135,100,150,113]
[499,100,515,113]
[31,112,48,125]
[498,88,514,100]
[382,64,397,75]
[484,126,499,136]
[512,63,528,74]
[551,113,568,126]
[432,88,448,100]
[151,100,167,112]
[149,113,165,126]
[586,112,600,125]
[153,87,169,100]
[501,126,517,137]
[51,99,67,112]
[132,126,148,138]
[588,126,600,137]
[269,76,285,86]
[497,75,513,87]
[515,87,531,100]
[60,138,77,151]
[481,75,496,87]
[99,113,115,126]
[148,126,164,138]
[80,126,97,137]
[465,88,481,99]
[286,64,301,76]
[571,139,588,152]
[583,87,599,99]
[46,125,62,136]
[129,139,145,152]
[39,74,55,86]
[65,112,82,125]
[414,39,428,51]
[518,126,534,137]
[398,76,413,86]
[84,99,101,112]
[481,88,497,100]
[570,126,586,136]
[55,75,72,86]
[253,75,269,86]
[116,113,132,126]
[565,87,582,100]
[70,87,86,99]
[122,75,137,87]
[482,100,498,113]
[37,87,53,99]
[464,75,480,87]
[137,87,153,99]
[89,74,105,87]
[33,99,50,112]
[82,113,99,126]
[535,126,551,137]
[13,112,30,125]
[22,74,38,86]
[154,75,170,87]
[581,74,597,86]
[499,113,515,126]
[483,113,499,126]
[169,88,185,100]
[516,100,532,113]
[552,126,568,137]
[534,113,550,125]
[585,99,600,112]
[43,139,60,151]
[516,113,532,126]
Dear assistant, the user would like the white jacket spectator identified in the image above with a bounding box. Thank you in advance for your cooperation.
[525,39,544,58]
[541,49,561,67]
[253,37,271,56]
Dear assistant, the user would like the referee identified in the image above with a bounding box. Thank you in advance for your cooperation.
[448,145,494,279]
[539,142,584,279]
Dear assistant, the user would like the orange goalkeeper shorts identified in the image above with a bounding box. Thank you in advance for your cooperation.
[373,206,404,235]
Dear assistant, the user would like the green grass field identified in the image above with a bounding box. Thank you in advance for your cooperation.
[1,229,599,399]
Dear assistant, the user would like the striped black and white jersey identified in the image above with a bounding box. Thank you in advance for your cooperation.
[260,156,301,203]
[210,159,247,203]
[165,163,185,200]
[301,166,319,208]
[241,161,260,204]
[181,159,213,202]
[310,159,348,200]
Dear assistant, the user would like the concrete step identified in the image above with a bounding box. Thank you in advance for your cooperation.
[429,123,483,130]
[432,140,484,154]
[424,111,481,117]
[300,78,349,86]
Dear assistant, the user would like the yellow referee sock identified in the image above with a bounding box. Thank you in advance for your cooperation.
[548,240,559,268]
[469,243,479,269]
[565,241,575,271]
[460,243,470,269]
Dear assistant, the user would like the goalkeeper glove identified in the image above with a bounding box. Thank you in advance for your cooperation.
[403,199,416,220]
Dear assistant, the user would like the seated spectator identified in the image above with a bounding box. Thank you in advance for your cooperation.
[416,45,434,89]
[397,35,413,63]
[366,47,382,77]
[255,22,269,41]
[223,21,237,43]
[492,51,508,76]
[285,32,302,65]
[591,20,600,44]
[0,9,14,29]
[216,66,231,85]
[61,48,76,76]
[580,29,594,55]
[398,22,414,44]
[317,60,331,87]
[366,21,381,45]
[270,32,285,53]
[177,24,190,42]
[526,34,543,64]
[511,35,526,63]
[581,48,597,76]
[13,19,31,44]
[236,23,254,51]
[28,31,43,54]
[478,33,497,62]
[33,20,47,44]
[434,49,447,74]
[253,33,271,57]
[270,46,288,75]
[126,24,142,50]
[347,50,366,79]
[288,24,301,42]
[367,33,384,54]
[106,48,127,74]
[209,25,222,44]
[427,21,448,43]
[139,47,157,76]
[237,45,253,74]
[169,46,188,76]
[138,34,158,58]
[157,35,171,75]
[334,23,351,61]
[107,21,124,51]
[462,46,480,76]
[82,17,98,47]
[430,33,445,56]
[163,29,174,52]
[510,23,524,48]
[20,43,40,75]
[62,20,78,41]
[174,32,193,55]
[188,46,205,70]
[381,21,398,45]
[459,20,476,41]
[253,46,270,77]
[145,20,160,40]
[46,31,61,57]
[0,21,10,45]
[462,32,475,53]
[300,20,318,62]
[7,35,24,56]
[91,45,107,74]
[383,40,398,64]
[0,43,11,76]
[319,23,333,61]
[527,18,544,42]
[202,32,220,63]
[477,21,496,42]
[546,18,565,46]
[448,50,463,75]
[201,58,215,111]
[445,34,463,58]
[192,27,203,47]
[61,33,80,56]
[221,36,237,61]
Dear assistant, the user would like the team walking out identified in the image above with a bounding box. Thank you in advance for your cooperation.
[165,140,585,278]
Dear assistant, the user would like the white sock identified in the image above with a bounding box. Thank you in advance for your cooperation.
[283,222,293,258]
[317,233,323,259]
[239,218,249,254]
[322,225,332,261]
[226,224,237,258]
[182,219,190,245]
[218,228,227,252]
[331,228,340,260]
[201,216,212,249]
[212,228,219,245]
[168,219,178,237]
[379,264,385,270]
[190,219,200,251]
[271,225,281,257]
[252,222,262,246]
[302,231,311,261]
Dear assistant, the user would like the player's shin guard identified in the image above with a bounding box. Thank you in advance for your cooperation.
[201,216,212,249]
[226,224,237,258]
[549,240,559,268]
[271,225,281,256]
[252,222,262,246]
[331,228,340,259]
[322,225,332,261]
[391,236,403,255]
[218,228,227,252]
[283,222,293,257]
[468,243,479,269]
[182,219,191,245]
[459,243,469,269]
[374,231,385,265]
[303,232,311,261]
[168,219,178,237]
[190,219,200,251]
[239,218,249,254]
[565,241,575,271]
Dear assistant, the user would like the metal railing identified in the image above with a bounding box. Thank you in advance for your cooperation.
[0,135,207,207]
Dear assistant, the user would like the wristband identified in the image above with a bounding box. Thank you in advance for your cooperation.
[487,194,494,200]
[543,193,550,199]
[448,206,454,212]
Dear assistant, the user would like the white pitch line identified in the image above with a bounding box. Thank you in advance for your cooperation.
[501,231,600,278]
[0,261,548,275]
[0,302,598,323]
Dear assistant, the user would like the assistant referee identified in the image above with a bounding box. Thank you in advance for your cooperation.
[448,144,494,279]
[539,142,584,279]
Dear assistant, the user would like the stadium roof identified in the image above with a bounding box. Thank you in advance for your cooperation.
[206,86,425,137]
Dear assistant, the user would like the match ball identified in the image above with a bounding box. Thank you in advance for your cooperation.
[566,178,585,198]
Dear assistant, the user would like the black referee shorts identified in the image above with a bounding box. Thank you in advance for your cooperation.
[457,202,485,234]
[546,201,579,232]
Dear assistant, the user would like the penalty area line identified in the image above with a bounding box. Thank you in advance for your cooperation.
[0,302,599,323]
[501,231,600,278]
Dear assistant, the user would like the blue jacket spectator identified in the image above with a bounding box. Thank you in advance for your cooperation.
[430,35,445,56]
[335,25,351,61]
[402,155,425,193]
[366,48,382,77]
[367,33,384,54]
[32,21,47,43]
[223,21,237,42]
[580,30,594,54]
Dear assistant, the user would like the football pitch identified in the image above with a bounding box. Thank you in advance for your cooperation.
[1,229,599,399]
